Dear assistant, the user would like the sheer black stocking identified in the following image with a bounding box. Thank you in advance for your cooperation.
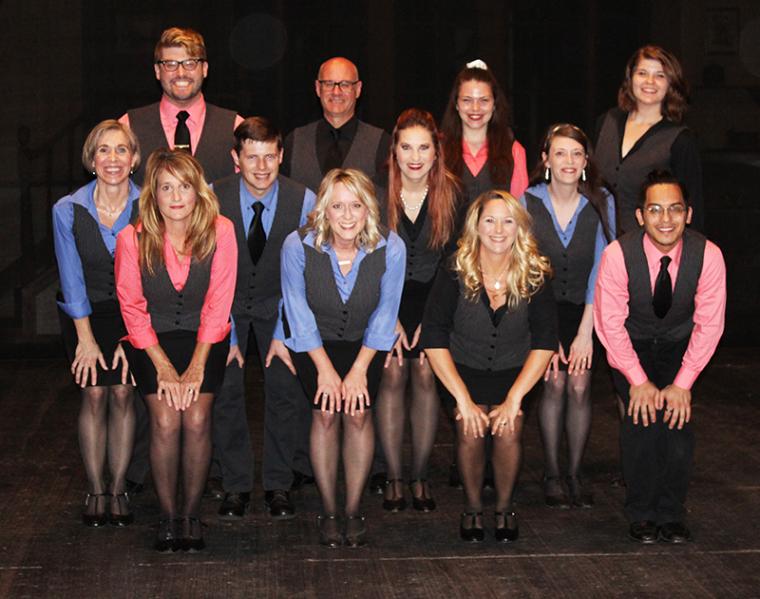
[409,359,439,481]
[342,411,374,517]
[107,385,135,494]
[566,371,592,478]
[376,360,408,487]
[310,412,341,515]
[538,373,567,479]
[79,386,108,515]
[492,415,523,511]
[455,417,486,511]
[146,394,181,518]
[181,393,214,518]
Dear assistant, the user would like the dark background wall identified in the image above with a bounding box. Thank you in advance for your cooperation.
[2,0,759,348]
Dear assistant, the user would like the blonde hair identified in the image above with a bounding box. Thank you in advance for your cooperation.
[81,119,141,172]
[153,27,207,61]
[308,168,383,252]
[137,149,219,275]
[454,190,551,309]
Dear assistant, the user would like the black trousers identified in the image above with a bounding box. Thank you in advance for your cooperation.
[611,336,694,524]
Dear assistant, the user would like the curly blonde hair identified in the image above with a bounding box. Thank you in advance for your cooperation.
[454,190,551,309]
[137,149,219,275]
[308,168,383,252]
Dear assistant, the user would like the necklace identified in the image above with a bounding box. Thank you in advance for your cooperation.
[480,265,509,290]
[336,247,358,267]
[400,185,429,213]
[94,188,126,218]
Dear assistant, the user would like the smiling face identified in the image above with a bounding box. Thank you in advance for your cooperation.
[394,125,436,186]
[154,45,208,106]
[456,79,495,133]
[315,58,362,126]
[631,58,669,110]
[477,198,517,256]
[325,181,368,246]
[155,169,198,224]
[92,129,136,186]
[542,135,587,186]
[232,139,283,198]
[636,183,692,254]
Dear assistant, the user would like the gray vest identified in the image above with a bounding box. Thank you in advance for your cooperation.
[141,250,214,334]
[289,120,384,192]
[127,102,237,185]
[450,280,531,371]
[301,230,388,342]
[595,109,685,235]
[215,174,307,321]
[525,193,598,305]
[620,228,705,342]
[461,160,511,205]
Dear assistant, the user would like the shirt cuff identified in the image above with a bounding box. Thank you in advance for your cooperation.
[284,329,323,353]
[363,331,398,352]
[128,329,159,350]
[56,298,92,320]
[624,365,649,387]
[229,316,238,347]
[197,322,232,345]
[673,368,697,391]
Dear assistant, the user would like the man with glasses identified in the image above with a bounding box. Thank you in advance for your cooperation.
[594,170,726,544]
[120,27,242,185]
[282,57,391,192]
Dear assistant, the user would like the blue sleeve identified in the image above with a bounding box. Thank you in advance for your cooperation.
[299,188,317,227]
[53,199,92,319]
[363,232,406,350]
[280,233,323,352]
[585,192,616,304]
[229,314,238,347]
[272,299,286,341]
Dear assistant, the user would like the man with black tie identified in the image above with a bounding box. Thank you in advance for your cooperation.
[213,117,315,518]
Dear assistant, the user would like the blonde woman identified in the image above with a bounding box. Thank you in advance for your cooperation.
[268,168,405,547]
[423,190,556,542]
[115,149,237,552]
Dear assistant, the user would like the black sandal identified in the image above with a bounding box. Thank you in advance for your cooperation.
[82,492,109,527]
[459,511,484,542]
[345,515,367,547]
[409,479,436,512]
[317,514,343,548]
[109,492,134,527]
[382,479,406,512]
[494,511,519,543]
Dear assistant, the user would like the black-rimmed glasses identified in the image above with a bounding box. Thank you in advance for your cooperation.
[155,58,206,72]
[318,80,358,92]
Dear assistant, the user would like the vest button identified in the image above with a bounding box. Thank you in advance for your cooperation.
[487,356,492,361]
[492,332,497,337]
[178,293,184,298]
[562,291,567,296]
[174,320,180,325]
[490,345,495,349]
[108,291,113,296]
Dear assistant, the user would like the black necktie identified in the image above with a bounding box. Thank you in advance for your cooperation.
[175,111,191,153]
[652,256,672,319]
[324,127,342,172]
[247,201,266,265]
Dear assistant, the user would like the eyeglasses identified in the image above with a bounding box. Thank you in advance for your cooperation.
[318,80,359,92]
[644,204,687,217]
[155,58,206,72]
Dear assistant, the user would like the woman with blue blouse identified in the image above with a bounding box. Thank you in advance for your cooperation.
[53,120,141,527]
[268,168,405,548]
[521,123,615,508]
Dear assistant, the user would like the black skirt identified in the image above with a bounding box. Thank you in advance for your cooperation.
[398,278,435,359]
[290,339,386,410]
[58,299,129,388]
[124,330,229,396]
[437,362,522,410]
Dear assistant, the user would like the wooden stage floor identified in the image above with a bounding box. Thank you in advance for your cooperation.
[0,349,758,598]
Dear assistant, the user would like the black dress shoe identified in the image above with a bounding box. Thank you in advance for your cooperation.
[109,492,134,527]
[566,476,594,508]
[125,479,144,495]
[264,489,295,520]
[204,477,225,501]
[543,476,571,509]
[382,479,406,512]
[82,492,109,527]
[317,514,342,548]
[629,521,659,544]
[218,492,250,520]
[345,515,367,547]
[659,521,692,543]
[180,517,205,552]
[409,479,436,512]
[154,518,179,553]
[291,470,316,491]
[369,472,387,495]
[460,512,484,542]
[494,511,519,543]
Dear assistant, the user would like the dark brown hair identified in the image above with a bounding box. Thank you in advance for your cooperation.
[233,117,282,154]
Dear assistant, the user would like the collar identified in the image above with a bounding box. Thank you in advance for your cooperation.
[643,233,683,269]
[239,177,279,210]
[159,93,206,125]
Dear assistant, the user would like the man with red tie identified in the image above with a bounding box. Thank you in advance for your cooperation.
[594,170,726,544]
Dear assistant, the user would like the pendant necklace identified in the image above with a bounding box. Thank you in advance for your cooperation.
[400,185,429,213]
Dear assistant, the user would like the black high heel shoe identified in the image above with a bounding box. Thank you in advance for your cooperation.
[109,492,134,527]
[317,514,343,548]
[494,511,519,543]
[409,479,436,512]
[82,492,109,527]
[459,511,484,542]
[566,476,594,508]
[382,479,406,512]
[345,515,368,547]
[543,476,570,509]
[180,517,206,552]
[154,518,179,553]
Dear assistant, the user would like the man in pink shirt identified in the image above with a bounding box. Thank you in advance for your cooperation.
[594,170,726,544]
[119,27,243,186]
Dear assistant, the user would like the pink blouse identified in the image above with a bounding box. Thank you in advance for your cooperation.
[462,139,529,199]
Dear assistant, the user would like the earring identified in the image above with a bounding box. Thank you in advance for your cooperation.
[581,168,587,182]
[92,170,96,176]
[544,167,550,182]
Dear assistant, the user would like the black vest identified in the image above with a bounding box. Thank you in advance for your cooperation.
[450,279,531,371]
[289,120,384,192]
[461,159,511,205]
[140,250,214,334]
[300,230,388,342]
[215,174,307,321]
[525,193,599,305]
[595,109,685,236]
[127,102,237,185]
[619,228,705,342]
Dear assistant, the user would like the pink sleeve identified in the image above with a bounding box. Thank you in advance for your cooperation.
[197,216,238,344]
[673,241,726,389]
[509,140,529,199]
[593,242,648,386]
[115,225,159,349]
[118,113,130,127]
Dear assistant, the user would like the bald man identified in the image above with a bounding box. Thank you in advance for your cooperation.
[282,57,391,192]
